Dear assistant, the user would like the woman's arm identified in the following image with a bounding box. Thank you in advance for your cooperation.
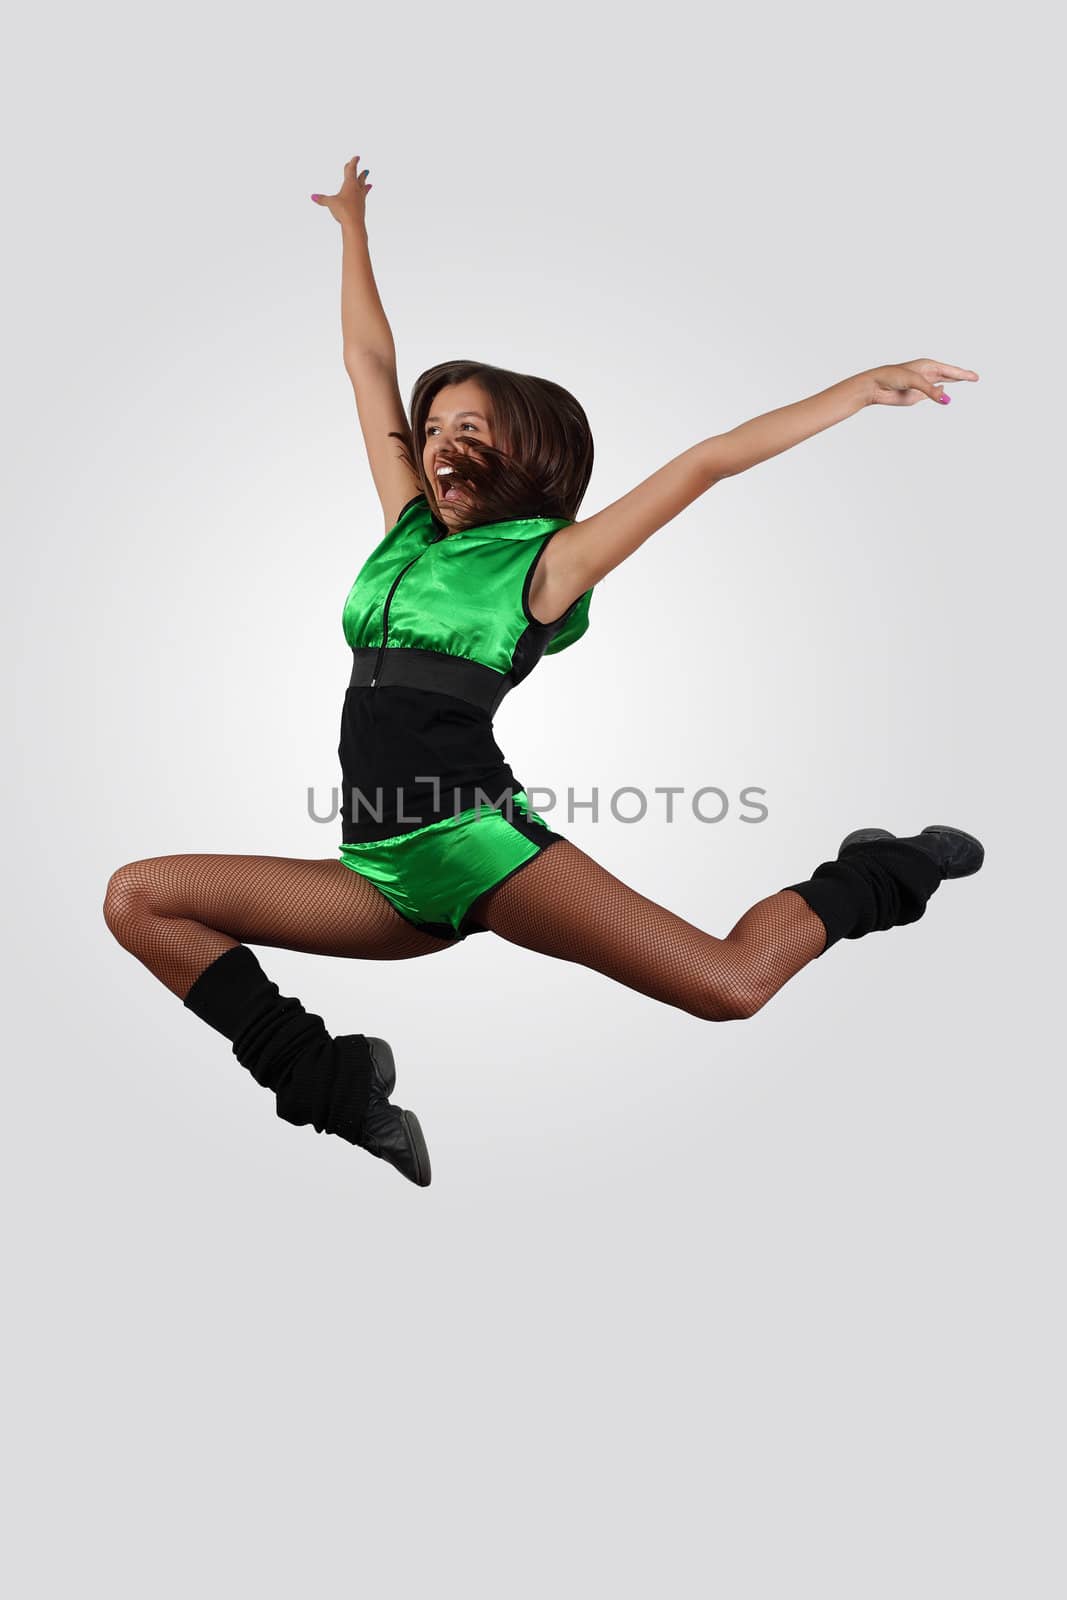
[312,157,421,528]
[701,360,976,481]
[313,156,395,361]
[338,213,396,365]
[703,371,872,480]
[530,359,979,621]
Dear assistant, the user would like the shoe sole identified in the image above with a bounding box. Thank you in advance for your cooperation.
[367,1037,431,1187]
[400,1110,432,1187]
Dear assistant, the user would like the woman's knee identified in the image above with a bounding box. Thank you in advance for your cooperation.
[690,972,770,1023]
[102,860,155,944]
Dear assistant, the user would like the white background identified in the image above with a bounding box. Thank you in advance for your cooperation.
[4,1,1063,1595]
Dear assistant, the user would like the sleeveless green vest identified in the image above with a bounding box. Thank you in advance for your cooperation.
[342,493,593,671]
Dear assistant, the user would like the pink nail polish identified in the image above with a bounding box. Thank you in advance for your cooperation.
[939,393,951,404]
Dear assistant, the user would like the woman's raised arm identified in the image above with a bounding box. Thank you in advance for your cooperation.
[700,360,978,482]
[313,156,394,361]
[312,157,421,530]
[531,360,979,622]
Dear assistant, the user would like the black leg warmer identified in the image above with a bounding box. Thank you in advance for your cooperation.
[784,839,943,957]
[182,945,373,1143]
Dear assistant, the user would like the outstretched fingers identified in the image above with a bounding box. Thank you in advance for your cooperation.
[928,361,980,382]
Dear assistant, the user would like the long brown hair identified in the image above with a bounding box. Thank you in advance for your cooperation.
[388,359,594,532]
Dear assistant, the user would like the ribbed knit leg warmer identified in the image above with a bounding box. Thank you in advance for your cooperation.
[784,838,943,956]
[182,944,374,1142]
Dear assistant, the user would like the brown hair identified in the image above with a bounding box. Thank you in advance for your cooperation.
[388,359,594,532]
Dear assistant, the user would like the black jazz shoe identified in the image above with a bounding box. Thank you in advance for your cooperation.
[839,824,985,880]
[335,1034,432,1187]
[839,828,895,852]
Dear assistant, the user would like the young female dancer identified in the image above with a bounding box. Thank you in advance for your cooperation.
[102,155,984,1188]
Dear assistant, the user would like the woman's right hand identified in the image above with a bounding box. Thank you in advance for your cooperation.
[865,359,979,406]
[311,156,372,226]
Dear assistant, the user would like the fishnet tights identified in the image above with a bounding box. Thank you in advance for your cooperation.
[103,840,827,1021]
[103,855,456,1000]
[469,839,827,1021]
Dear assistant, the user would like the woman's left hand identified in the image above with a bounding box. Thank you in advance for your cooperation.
[866,359,980,406]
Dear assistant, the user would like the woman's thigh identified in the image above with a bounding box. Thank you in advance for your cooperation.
[468,838,732,1016]
[469,837,820,1021]
[104,852,458,960]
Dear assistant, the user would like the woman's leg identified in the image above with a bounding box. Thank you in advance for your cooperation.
[469,838,867,1022]
[103,852,455,1000]
[102,853,452,1182]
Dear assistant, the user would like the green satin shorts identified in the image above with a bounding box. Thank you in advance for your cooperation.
[337,790,563,942]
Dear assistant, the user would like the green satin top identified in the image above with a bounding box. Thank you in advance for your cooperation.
[341,493,593,671]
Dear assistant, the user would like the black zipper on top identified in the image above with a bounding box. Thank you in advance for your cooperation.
[370,531,447,689]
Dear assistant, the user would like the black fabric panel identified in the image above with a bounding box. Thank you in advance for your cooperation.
[338,683,526,842]
[506,623,553,695]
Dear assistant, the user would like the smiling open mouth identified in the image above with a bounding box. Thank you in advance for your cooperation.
[435,467,469,504]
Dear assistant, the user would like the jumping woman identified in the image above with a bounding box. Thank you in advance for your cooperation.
[103,155,984,1188]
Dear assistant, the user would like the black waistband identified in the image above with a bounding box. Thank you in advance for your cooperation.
[348,648,512,714]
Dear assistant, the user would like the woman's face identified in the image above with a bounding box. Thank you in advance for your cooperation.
[422,380,496,524]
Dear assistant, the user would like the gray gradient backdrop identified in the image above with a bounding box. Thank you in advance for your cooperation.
[4,2,1063,1596]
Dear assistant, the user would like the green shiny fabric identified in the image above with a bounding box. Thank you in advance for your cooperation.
[337,789,558,940]
[342,494,593,668]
